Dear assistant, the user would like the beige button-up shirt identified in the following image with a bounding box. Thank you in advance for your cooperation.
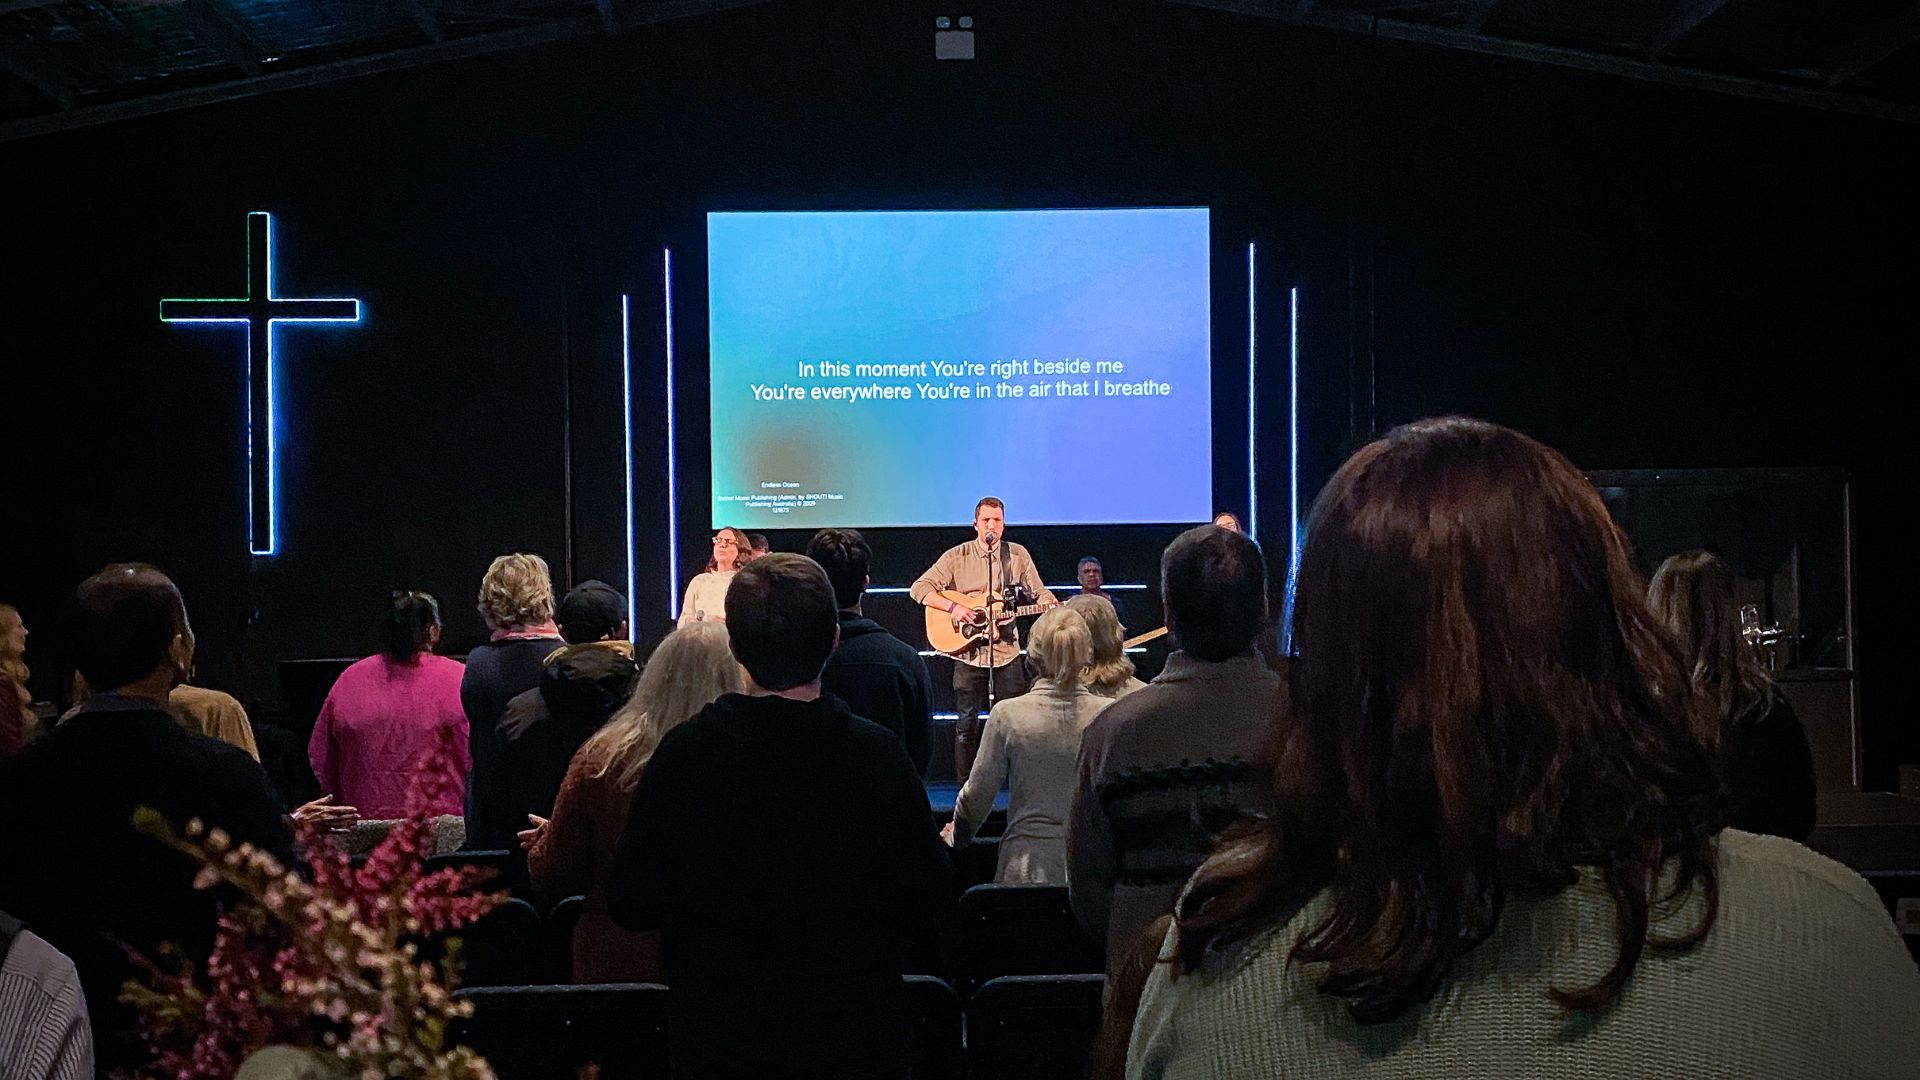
[911,540,1057,668]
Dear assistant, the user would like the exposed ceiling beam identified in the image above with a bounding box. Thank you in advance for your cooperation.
[0,0,782,143]
[178,0,264,77]
[1165,0,1917,123]
[1463,0,1499,35]
[1823,3,1920,87]
[0,40,77,109]
[401,0,447,44]
[1642,0,1735,60]
[0,0,68,16]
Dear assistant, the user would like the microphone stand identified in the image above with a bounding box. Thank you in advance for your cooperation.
[982,533,1000,721]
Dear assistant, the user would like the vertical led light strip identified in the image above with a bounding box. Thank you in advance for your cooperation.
[663,248,681,621]
[1281,285,1304,656]
[1290,285,1301,566]
[1247,242,1258,543]
[621,293,637,637]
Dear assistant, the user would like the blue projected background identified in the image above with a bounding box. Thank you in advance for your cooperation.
[707,208,1213,528]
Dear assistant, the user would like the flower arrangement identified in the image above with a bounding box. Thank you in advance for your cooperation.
[119,737,503,1080]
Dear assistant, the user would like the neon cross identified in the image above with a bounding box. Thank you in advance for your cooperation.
[160,212,361,556]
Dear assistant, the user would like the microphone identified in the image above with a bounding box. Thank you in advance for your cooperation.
[984,529,999,547]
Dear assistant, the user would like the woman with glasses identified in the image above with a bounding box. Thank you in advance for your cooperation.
[678,526,752,628]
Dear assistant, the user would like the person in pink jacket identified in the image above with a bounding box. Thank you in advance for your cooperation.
[309,592,470,819]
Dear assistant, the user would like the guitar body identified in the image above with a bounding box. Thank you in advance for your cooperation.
[924,589,1036,656]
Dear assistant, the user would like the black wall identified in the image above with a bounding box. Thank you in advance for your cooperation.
[2,1,1914,780]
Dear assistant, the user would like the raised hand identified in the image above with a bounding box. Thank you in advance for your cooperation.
[517,813,551,852]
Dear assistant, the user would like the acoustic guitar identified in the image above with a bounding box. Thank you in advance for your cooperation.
[923,589,1050,656]
[924,592,1175,656]
[1123,626,1169,649]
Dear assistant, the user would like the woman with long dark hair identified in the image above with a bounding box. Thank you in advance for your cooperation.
[1648,549,1818,841]
[1127,418,1919,1079]
[309,591,471,820]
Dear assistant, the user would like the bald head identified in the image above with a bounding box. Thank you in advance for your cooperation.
[73,563,193,692]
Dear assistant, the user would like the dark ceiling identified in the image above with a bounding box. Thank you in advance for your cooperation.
[1,0,1917,141]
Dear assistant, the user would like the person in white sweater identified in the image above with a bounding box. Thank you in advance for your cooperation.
[947,607,1111,883]
[677,527,751,628]
[1126,418,1920,1080]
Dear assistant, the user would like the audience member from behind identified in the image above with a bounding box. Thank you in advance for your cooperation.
[497,581,637,850]
[610,554,954,1079]
[1128,418,1920,1079]
[0,602,31,758]
[0,565,291,1074]
[463,553,564,848]
[524,622,740,983]
[169,681,259,760]
[1064,593,1145,700]
[309,591,470,821]
[808,528,935,777]
[0,908,93,1080]
[1649,549,1818,842]
[678,527,751,627]
[1068,524,1278,973]
[949,606,1111,883]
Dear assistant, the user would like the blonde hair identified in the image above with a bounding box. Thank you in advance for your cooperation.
[0,604,28,706]
[578,623,741,790]
[477,553,555,631]
[1027,606,1092,691]
[1064,593,1134,695]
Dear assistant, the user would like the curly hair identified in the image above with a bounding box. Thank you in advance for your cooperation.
[0,603,29,705]
[477,553,555,632]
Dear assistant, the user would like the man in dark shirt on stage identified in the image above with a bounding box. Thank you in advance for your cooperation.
[808,528,935,778]
[1076,555,1125,628]
[609,553,954,1079]
[910,497,1058,779]
[0,565,293,1074]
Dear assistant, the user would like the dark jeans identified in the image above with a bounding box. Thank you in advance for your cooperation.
[952,660,1030,780]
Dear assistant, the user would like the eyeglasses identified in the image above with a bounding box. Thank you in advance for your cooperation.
[712,537,739,547]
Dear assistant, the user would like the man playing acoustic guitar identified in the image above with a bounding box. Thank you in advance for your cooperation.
[911,496,1058,780]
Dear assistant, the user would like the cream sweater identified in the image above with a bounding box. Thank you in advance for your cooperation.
[1130,830,1920,1079]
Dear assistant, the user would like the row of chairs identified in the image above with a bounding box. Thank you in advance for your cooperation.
[454,973,1105,1080]
[456,885,1103,992]
[435,846,1104,993]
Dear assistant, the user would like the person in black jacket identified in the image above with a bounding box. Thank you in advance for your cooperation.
[1648,550,1818,841]
[497,581,637,846]
[462,553,565,848]
[807,528,935,778]
[0,565,294,1075]
[609,553,955,1080]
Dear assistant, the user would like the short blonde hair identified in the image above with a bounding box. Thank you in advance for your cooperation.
[1064,593,1134,695]
[477,553,555,631]
[1027,606,1092,690]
